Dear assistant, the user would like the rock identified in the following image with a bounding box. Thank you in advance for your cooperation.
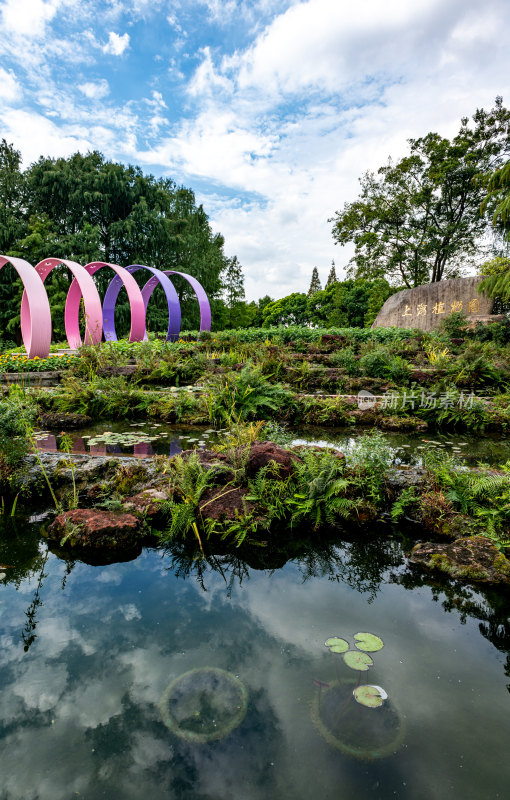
[38,412,92,429]
[409,536,510,584]
[245,441,300,479]
[386,467,427,495]
[47,508,141,552]
[379,415,428,432]
[199,486,255,521]
[124,487,169,519]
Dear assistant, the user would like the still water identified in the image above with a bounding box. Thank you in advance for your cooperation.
[34,420,510,467]
[1,526,509,800]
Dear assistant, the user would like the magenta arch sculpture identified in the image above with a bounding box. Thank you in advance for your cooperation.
[5,257,211,359]
[65,262,147,343]
[21,258,103,350]
[0,255,52,359]
[103,264,182,342]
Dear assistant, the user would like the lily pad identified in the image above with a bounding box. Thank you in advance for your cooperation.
[343,651,373,671]
[325,637,349,653]
[354,632,384,652]
[353,685,387,708]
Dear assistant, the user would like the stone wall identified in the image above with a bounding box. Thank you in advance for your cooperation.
[372,277,494,331]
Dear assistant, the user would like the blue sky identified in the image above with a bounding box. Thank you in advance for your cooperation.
[0,0,509,300]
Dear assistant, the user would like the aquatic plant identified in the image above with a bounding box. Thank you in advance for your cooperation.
[159,667,248,743]
[312,630,405,759]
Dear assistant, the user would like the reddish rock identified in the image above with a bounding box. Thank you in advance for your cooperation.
[245,441,300,479]
[47,508,140,551]
[198,486,255,521]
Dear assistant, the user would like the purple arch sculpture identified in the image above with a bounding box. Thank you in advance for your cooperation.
[103,265,181,342]
[0,255,52,359]
[66,262,147,343]
[142,270,212,333]
[20,258,103,350]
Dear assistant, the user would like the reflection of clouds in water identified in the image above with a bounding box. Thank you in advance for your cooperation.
[12,660,68,713]
[59,674,127,728]
[1,725,92,800]
[119,603,142,621]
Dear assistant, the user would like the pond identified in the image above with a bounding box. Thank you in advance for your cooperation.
[1,524,509,800]
[33,421,510,467]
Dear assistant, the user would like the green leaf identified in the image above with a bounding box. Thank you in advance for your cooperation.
[354,632,384,652]
[325,637,349,653]
[353,684,387,708]
[343,651,373,671]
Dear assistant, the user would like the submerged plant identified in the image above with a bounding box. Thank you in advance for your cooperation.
[312,630,404,760]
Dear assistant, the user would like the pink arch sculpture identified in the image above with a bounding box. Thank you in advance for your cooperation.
[65,262,146,343]
[0,255,52,359]
[21,258,103,350]
[5,257,212,358]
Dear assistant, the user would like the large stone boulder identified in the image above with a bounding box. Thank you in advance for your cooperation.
[409,536,510,584]
[372,277,493,331]
[47,508,141,552]
[245,441,300,479]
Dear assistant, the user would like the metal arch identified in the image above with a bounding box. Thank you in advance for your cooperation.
[147,271,212,333]
[66,262,147,343]
[0,255,52,359]
[103,265,181,342]
[20,258,103,350]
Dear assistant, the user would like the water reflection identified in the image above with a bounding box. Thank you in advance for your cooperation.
[1,525,510,800]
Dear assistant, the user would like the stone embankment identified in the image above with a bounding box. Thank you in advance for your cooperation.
[19,446,510,585]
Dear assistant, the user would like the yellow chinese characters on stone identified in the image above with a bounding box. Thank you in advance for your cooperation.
[450,300,463,313]
[416,303,427,317]
[432,302,445,315]
[468,298,480,313]
[402,305,412,317]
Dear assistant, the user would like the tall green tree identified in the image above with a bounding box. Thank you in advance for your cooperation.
[221,255,245,329]
[325,260,337,287]
[331,98,510,287]
[308,266,322,296]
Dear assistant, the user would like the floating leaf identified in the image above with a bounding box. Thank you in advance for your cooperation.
[325,637,349,653]
[353,685,386,708]
[354,632,384,652]
[343,651,373,671]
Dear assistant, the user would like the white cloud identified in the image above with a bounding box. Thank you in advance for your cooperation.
[0,66,21,101]
[0,0,62,37]
[102,30,130,56]
[78,79,109,99]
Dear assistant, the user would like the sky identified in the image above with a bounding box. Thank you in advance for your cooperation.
[0,0,509,301]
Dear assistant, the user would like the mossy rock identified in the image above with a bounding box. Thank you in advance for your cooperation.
[410,536,510,585]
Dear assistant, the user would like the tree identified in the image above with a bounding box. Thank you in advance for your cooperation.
[482,160,510,241]
[325,260,337,287]
[0,147,229,341]
[261,293,309,326]
[331,98,510,287]
[221,255,245,329]
[308,267,322,296]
